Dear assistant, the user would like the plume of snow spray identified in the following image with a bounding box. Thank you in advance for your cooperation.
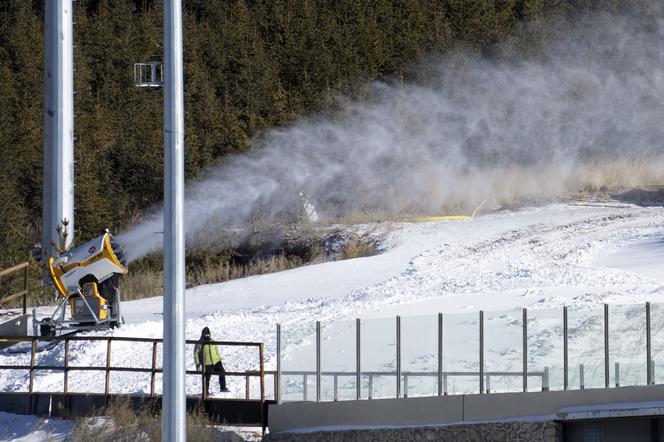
[118,9,664,263]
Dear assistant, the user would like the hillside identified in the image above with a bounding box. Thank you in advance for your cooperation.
[0,0,651,266]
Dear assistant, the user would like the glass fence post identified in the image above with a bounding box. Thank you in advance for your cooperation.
[580,364,585,390]
[523,308,528,392]
[479,310,484,394]
[604,304,609,389]
[647,302,652,385]
[316,321,321,402]
[564,306,569,390]
[438,313,443,397]
[356,318,361,400]
[396,315,401,398]
[276,323,281,404]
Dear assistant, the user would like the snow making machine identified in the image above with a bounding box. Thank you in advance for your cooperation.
[35,229,128,336]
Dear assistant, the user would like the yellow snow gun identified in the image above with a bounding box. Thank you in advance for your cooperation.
[38,229,127,336]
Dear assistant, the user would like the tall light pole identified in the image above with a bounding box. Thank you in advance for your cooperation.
[43,0,75,259]
[163,0,186,440]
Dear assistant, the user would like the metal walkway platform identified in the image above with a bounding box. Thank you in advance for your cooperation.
[0,392,274,428]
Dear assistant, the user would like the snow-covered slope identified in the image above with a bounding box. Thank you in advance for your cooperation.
[2,201,664,398]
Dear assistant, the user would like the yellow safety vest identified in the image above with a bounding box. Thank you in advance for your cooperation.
[194,343,221,366]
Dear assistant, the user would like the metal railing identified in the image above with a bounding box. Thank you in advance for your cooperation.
[277,303,662,403]
[281,370,547,401]
[0,262,29,314]
[0,335,273,413]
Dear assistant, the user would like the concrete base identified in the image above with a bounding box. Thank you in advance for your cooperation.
[269,385,664,433]
[265,420,561,442]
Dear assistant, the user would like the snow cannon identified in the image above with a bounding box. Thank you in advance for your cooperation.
[38,229,127,336]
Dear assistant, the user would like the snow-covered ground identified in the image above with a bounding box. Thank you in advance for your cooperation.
[0,412,73,442]
[1,201,664,403]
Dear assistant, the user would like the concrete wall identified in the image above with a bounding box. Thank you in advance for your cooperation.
[269,384,664,433]
[266,420,561,442]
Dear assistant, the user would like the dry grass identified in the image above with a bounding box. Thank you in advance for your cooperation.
[5,229,380,305]
[70,397,217,441]
[121,233,378,300]
[338,234,379,260]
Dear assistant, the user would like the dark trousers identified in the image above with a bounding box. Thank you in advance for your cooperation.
[204,361,226,394]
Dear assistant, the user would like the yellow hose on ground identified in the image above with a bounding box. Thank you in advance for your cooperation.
[415,200,486,222]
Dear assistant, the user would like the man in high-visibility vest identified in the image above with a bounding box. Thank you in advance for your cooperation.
[194,327,229,395]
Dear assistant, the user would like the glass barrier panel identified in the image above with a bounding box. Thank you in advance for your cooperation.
[443,311,480,395]
[650,303,664,385]
[609,304,647,387]
[401,315,438,398]
[567,306,605,389]
[360,317,396,399]
[527,308,564,391]
[321,319,357,401]
[280,321,317,402]
[484,309,523,393]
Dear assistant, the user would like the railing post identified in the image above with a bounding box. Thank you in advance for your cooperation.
[486,374,490,394]
[356,318,361,401]
[201,343,207,400]
[28,337,37,413]
[438,313,443,396]
[396,316,401,398]
[246,374,250,400]
[604,304,609,388]
[580,364,585,390]
[334,374,338,401]
[563,306,569,390]
[316,321,321,402]
[22,265,28,315]
[105,339,112,398]
[276,323,282,403]
[615,362,620,388]
[368,374,373,400]
[404,374,409,398]
[443,373,448,395]
[542,367,550,391]
[523,308,528,392]
[303,374,308,401]
[63,338,70,395]
[259,343,265,435]
[479,310,484,394]
[151,341,158,397]
[647,302,652,385]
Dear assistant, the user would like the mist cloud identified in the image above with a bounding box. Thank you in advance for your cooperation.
[118,10,664,262]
